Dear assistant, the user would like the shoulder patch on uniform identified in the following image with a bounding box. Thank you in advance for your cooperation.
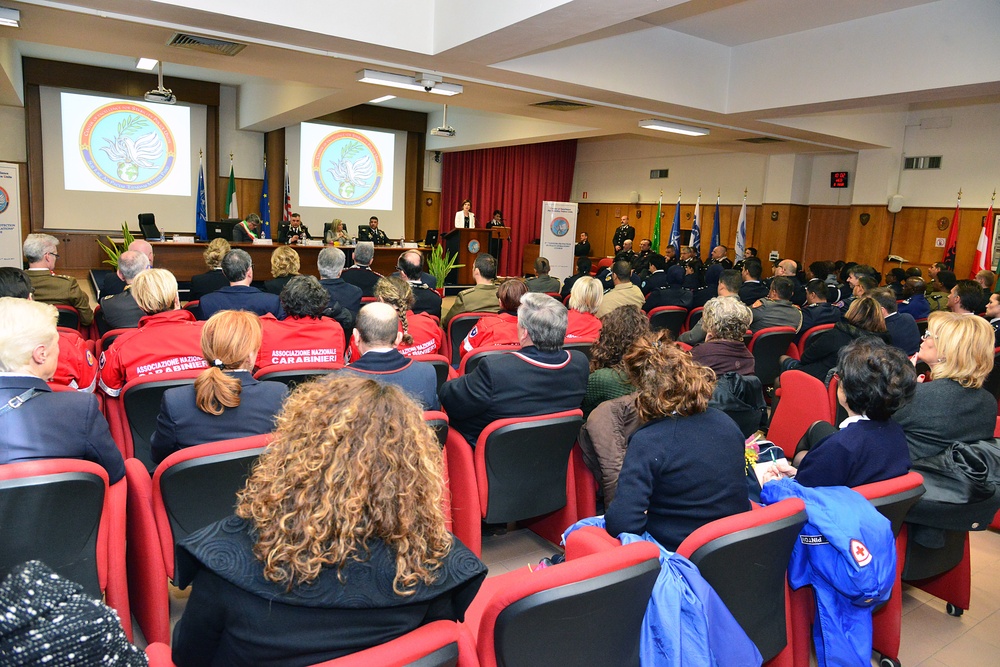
[86,350,95,367]
[98,351,106,370]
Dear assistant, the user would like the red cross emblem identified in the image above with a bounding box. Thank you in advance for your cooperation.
[850,539,872,566]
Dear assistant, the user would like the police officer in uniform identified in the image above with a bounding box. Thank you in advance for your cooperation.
[442,254,500,328]
[612,214,635,253]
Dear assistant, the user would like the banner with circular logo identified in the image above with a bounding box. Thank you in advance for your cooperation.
[80,102,176,191]
[297,122,396,211]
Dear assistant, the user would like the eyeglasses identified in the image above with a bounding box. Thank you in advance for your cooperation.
[45,251,59,259]
[921,331,937,340]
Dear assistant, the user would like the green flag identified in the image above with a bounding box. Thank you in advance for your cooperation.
[651,196,662,253]
[226,163,238,219]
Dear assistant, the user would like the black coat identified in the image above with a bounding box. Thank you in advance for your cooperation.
[200,285,283,320]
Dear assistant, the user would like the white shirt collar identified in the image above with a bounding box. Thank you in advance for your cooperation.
[839,414,869,429]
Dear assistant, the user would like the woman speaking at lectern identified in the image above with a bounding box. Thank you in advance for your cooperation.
[454,199,476,229]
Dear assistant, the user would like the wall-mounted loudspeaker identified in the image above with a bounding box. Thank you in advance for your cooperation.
[629,191,640,204]
[887,194,904,213]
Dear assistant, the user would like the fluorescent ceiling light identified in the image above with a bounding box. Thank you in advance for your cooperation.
[135,57,158,71]
[0,7,20,27]
[368,95,396,104]
[638,119,710,137]
[357,69,462,96]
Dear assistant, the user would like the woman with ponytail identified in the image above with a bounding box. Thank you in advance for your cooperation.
[151,310,288,464]
[348,276,442,359]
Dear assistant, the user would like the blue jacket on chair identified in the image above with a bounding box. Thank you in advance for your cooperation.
[760,479,895,667]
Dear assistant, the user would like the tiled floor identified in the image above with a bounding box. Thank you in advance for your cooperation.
[479,527,1000,667]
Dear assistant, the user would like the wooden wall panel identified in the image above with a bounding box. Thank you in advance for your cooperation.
[216,177,263,226]
[419,191,440,243]
[755,204,808,263]
[844,206,892,271]
[576,203,610,257]
[802,206,849,267]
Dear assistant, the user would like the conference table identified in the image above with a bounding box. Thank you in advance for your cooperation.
[151,242,429,281]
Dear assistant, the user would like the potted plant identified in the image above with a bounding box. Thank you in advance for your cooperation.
[426,244,463,294]
[96,223,137,269]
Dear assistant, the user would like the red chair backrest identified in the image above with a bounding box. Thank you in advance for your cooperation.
[676,498,807,662]
[152,434,272,580]
[684,306,704,333]
[314,620,461,667]
[253,362,343,390]
[121,370,203,468]
[446,312,491,366]
[458,345,518,376]
[853,471,925,536]
[768,369,833,457]
[474,409,584,523]
[747,326,798,387]
[647,306,688,337]
[797,323,835,357]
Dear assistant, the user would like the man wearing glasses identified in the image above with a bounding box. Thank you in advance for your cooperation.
[23,233,94,326]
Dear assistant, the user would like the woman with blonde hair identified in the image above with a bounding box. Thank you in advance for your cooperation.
[150,310,287,464]
[190,237,231,300]
[893,311,997,461]
[264,245,301,295]
[171,375,486,665]
[328,219,351,245]
[348,275,442,359]
[565,276,603,341]
[605,331,749,550]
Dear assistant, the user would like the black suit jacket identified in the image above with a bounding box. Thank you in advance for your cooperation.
[189,270,230,301]
[439,346,588,444]
[739,281,769,306]
[99,289,144,330]
[150,372,288,464]
[342,267,381,298]
[884,312,921,356]
[409,282,443,318]
[0,376,124,483]
[100,272,126,299]
[320,278,363,316]
[278,223,310,244]
[200,285,283,319]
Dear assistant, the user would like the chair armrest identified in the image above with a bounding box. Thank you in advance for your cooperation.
[145,642,175,667]
[564,525,620,560]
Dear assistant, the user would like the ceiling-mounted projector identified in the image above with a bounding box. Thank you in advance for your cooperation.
[145,61,177,105]
[430,103,455,137]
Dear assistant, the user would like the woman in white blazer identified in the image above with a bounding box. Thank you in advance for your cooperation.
[454,199,476,229]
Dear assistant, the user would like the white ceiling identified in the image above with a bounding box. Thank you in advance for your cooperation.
[1,0,998,155]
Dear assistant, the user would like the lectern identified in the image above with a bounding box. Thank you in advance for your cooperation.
[443,228,489,285]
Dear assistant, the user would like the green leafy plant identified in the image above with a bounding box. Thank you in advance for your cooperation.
[426,243,463,286]
[96,223,137,269]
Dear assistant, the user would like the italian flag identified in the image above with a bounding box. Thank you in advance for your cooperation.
[226,163,238,219]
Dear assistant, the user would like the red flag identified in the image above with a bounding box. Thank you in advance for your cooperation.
[941,195,961,270]
[971,201,995,278]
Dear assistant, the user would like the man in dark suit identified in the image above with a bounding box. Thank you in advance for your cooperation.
[231,214,261,242]
[708,245,734,270]
[987,292,1000,347]
[561,257,592,299]
[359,216,390,246]
[738,257,769,306]
[638,254,669,295]
[99,250,149,330]
[397,250,442,318]
[0,298,124,483]
[612,214,635,253]
[277,212,310,244]
[100,239,155,298]
[440,293,588,445]
[342,242,382,297]
[872,288,921,356]
[317,246,363,319]
[199,249,282,319]
[575,232,591,257]
[797,278,842,340]
[341,302,439,410]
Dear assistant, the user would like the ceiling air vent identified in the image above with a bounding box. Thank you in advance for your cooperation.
[738,136,786,144]
[167,33,247,57]
[531,100,592,111]
[903,156,942,170]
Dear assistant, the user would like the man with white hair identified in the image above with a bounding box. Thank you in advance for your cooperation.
[317,246,363,318]
[99,250,150,329]
[342,241,382,297]
[23,233,94,326]
[0,297,123,482]
[440,293,588,445]
[101,239,155,297]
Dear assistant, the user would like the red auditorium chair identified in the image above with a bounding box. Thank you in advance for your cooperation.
[411,353,458,391]
[462,541,660,667]
[96,327,133,357]
[767,370,834,458]
[457,345,518,376]
[684,306,704,333]
[125,434,271,645]
[562,340,596,360]
[0,459,131,640]
[445,312,491,366]
[253,361,344,389]
[444,410,585,556]
[596,257,613,273]
[647,305,687,338]
[788,472,925,667]
[113,370,202,468]
[145,619,470,667]
[748,326,798,389]
[787,323,835,360]
[566,498,807,667]
[54,303,81,332]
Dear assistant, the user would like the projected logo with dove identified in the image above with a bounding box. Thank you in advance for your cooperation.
[312,130,383,206]
[80,102,175,191]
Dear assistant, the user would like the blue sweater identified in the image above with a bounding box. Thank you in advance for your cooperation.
[795,418,911,488]
[606,408,750,551]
